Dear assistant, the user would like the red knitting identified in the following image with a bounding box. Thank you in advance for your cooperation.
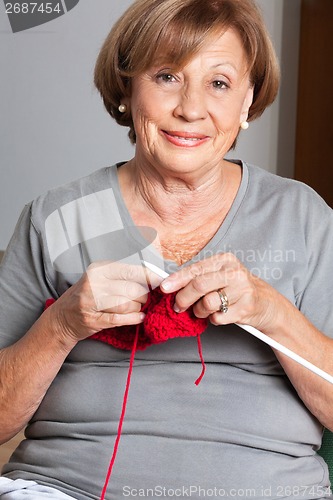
[45,288,208,350]
[44,288,208,499]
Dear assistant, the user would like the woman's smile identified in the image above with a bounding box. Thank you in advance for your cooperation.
[161,130,210,148]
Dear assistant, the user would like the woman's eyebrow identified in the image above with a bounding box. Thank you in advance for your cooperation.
[210,62,238,73]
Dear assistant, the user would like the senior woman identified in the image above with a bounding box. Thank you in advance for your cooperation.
[1,0,333,499]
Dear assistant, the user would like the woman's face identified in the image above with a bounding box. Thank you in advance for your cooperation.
[128,28,254,177]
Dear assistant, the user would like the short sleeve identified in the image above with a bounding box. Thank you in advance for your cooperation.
[295,192,333,338]
[0,203,57,348]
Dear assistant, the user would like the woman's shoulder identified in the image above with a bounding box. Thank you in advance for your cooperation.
[29,164,120,223]
[245,161,332,218]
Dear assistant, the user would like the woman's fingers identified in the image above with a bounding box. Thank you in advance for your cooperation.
[93,310,146,330]
[193,288,233,318]
[91,280,149,312]
[159,253,276,329]
[160,254,232,293]
[161,254,239,312]
[52,261,164,341]
[86,260,162,311]
[87,260,160,291]
[173,271,230,313]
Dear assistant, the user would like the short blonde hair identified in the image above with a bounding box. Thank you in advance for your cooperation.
[94,0,280,144]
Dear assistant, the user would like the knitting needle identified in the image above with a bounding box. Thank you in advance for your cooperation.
[142,260,333,385]
[142,260,170,279]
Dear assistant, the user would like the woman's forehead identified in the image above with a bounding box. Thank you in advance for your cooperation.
[148,28,249,73]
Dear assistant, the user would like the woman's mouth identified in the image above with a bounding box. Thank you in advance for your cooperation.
[162,130,210,147]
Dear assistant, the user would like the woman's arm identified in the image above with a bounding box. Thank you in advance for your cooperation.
[267,300,333,431]
[0,309,77,444]
[160,253,333,430]
[0,261,152,444]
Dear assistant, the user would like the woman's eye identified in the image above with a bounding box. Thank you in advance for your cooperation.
[156,73,176,83]
[212,80,228,90]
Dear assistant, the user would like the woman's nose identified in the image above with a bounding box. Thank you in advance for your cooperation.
[173,86,208,122]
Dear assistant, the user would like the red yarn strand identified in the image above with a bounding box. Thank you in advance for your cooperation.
[194,334,206,386]
[99,324,139,500]
[45,294,207,497]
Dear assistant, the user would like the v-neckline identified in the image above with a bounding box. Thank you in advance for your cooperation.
[109,160,249,274]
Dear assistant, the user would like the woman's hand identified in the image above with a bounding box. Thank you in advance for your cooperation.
[160,253,282,332]
[0,260,161,442]
[160,254,333,429]
[47,261,160,344]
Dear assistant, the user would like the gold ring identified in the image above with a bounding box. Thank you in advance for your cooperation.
[217,288,229,313]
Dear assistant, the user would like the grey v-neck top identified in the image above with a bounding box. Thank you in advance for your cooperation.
[1,162,333,499]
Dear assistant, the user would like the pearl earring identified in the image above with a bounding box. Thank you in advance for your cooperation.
[240,121,249,130]
[118,104,127,113]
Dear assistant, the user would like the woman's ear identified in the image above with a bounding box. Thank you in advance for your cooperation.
[240,85,254,123]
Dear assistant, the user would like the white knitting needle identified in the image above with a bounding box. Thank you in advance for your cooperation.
[142,260,333,385]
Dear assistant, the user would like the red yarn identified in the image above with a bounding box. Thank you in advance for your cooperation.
[45,288,208,350]
[99,323,139,500]
[195,335,206,386]
[91,288,207,349]
[44,288,208,499]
